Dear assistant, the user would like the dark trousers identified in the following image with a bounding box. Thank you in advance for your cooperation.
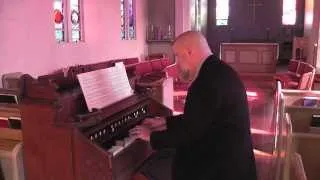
[139,149,175,180]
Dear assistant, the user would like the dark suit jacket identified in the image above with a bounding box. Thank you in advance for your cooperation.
[0,165,4,180]
[150,55,257,180]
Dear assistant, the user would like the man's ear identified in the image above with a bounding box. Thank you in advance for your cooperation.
[187,48,192,56]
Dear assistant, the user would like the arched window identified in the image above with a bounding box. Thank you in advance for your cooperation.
[216,0,229,26]
[282,0,296,25]
[54,0,65,42]
[70,0,82,42]
[53,0,83,43]
[120,0,136,40]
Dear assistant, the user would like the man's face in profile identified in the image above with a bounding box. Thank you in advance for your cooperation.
[178,64,190,82]
[173,44,192,82]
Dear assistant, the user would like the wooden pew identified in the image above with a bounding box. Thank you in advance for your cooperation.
[292,133,320,180]
[0,128,24,180]
[282,89,320,180]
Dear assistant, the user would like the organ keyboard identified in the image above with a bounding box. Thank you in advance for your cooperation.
[20,62,172,180]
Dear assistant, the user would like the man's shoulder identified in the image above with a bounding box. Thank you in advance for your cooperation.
[203,55,239,78]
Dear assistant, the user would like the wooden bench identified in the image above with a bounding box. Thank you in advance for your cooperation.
[282,90,320,180]
[0,128,24,180]
[275,60,315,90]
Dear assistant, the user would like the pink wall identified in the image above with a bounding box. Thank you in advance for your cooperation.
[0,0,147,84]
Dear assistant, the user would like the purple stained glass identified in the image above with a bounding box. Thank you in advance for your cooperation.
[128,0,136,39]
[120,0,126,39]
[120,0,135,40]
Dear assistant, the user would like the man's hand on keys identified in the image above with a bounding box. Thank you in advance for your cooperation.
[142,117,167,131]
[129,117,167,142]
[129,125,151,142]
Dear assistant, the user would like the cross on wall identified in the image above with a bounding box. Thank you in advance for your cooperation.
[248,0,264,23]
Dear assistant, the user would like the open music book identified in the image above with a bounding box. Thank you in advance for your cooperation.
[77,62,134,112]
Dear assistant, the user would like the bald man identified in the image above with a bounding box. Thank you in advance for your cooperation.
[130,31,257,180]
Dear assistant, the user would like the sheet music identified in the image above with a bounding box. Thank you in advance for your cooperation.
[77,62,134,112]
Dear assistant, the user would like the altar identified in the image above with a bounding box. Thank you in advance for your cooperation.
[220,43,279,74]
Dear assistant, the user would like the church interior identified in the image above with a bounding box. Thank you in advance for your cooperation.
[1,0,320,179]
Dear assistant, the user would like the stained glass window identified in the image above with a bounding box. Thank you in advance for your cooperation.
[54,0,65,42]
[128,0,136,40]
[216,0,229,26]
[70,0,81,42]
[282,0,296,25]
[53,0,83,43]
[120,0,136,40]
[120,0,126,40]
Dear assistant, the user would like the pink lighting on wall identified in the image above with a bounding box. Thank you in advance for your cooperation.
[246,91,258,97]
[246,91,259,102]
[251,128,272,135]
[254,149,273,158]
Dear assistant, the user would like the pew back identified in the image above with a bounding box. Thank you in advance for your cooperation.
[282,89,320,180]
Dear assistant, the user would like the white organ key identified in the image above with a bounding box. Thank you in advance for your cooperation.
[107,146,123,156]
[115,140,125,147]
[124,136,137,147]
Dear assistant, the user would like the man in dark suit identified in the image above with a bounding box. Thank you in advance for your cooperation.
[130,31,257,180]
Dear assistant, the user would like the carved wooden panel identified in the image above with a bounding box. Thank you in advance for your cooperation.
[73,130,111,180]
[21,104,74,180]
[224,51,236,63]
[262,51,274,65]
[220,43,279,73]
[111,140,151,180]
[239,51,259,64]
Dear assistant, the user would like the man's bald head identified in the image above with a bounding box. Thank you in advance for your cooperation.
[172,31,212,82]
[173,31,211,54]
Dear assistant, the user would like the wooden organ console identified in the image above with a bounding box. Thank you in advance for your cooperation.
[20,63,172,180]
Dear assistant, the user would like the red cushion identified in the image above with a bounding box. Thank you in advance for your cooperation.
[275,73,300,83]
[145,53,166,61]
[286,81,299,88]
[135,62,152,75]
[150,59,164,71]
[297,63,307,75]
[161,58,172,67]
[165,64,179,78]
[288,60,299,73]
